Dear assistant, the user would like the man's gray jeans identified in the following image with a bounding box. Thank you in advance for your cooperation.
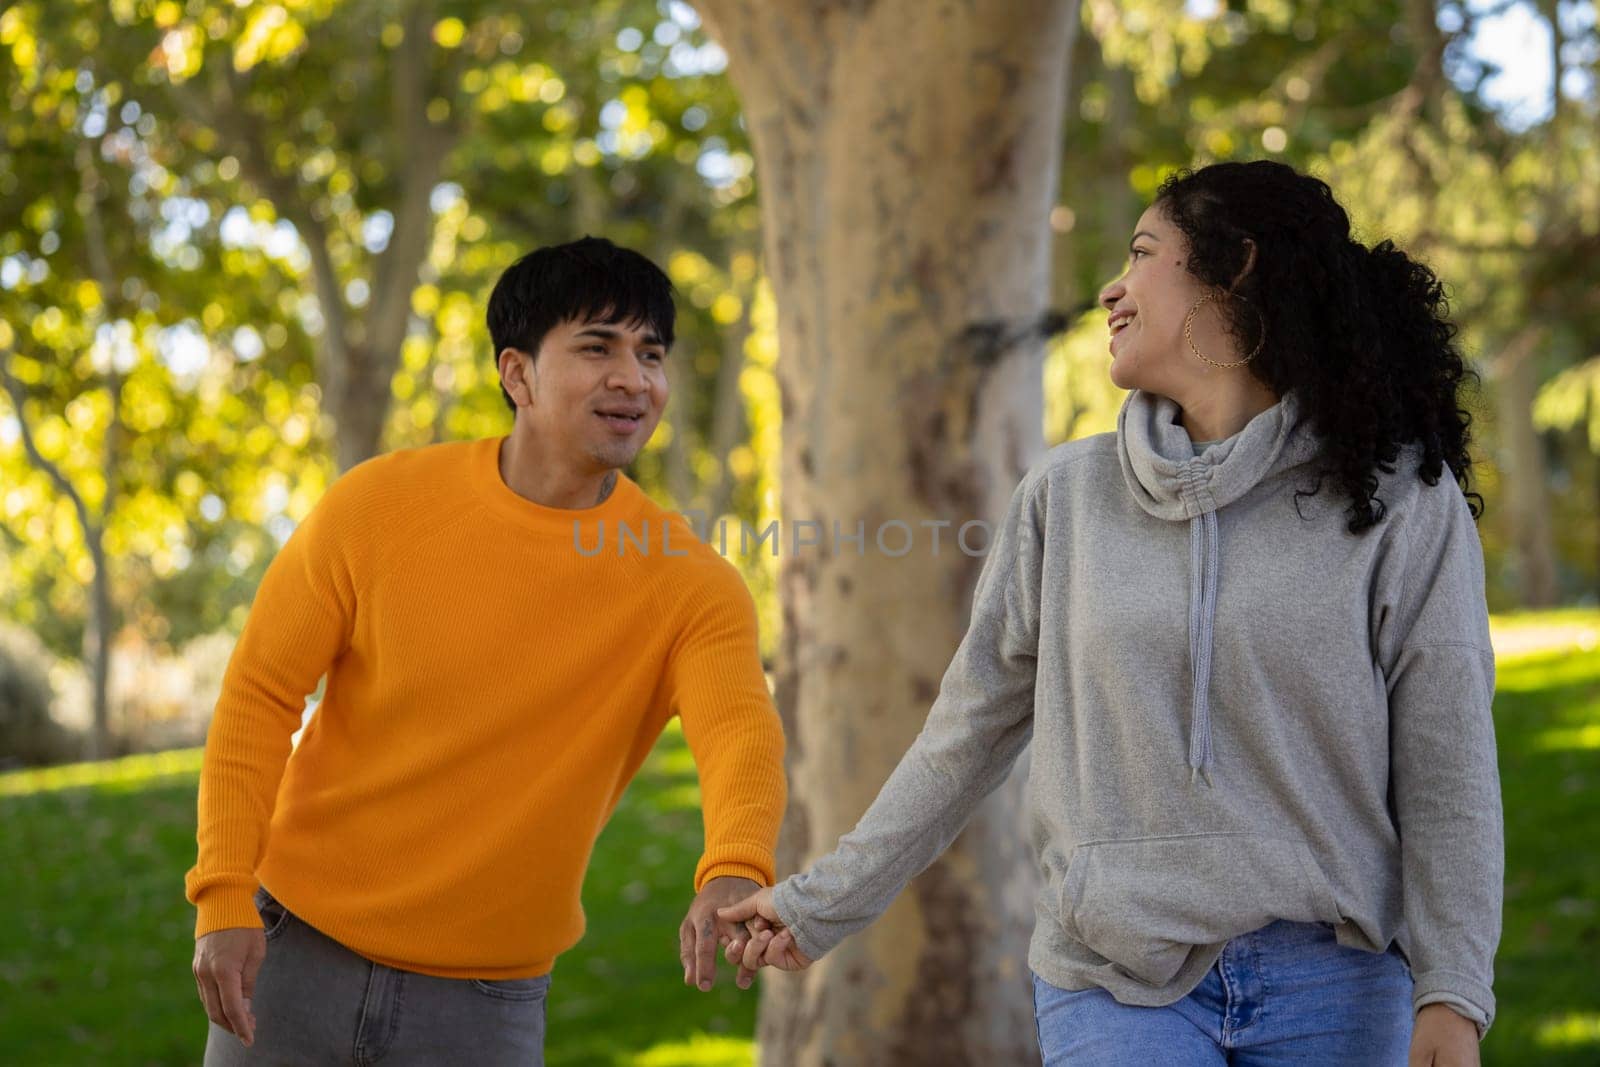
[203,887,550,1066]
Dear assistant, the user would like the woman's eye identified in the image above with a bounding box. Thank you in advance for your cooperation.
[1130,248,1148,260]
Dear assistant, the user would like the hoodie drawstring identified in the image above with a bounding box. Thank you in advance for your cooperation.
[1187,510,1219,787]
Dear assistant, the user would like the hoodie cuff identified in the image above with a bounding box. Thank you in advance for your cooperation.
[770,878,829,964]
[1412,970,1494,1037]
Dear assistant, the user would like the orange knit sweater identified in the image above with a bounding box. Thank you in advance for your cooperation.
[184,436,787,979]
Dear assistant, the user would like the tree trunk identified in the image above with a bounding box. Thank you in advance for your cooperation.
[1494,326,1560,606]
[698,3,1077,1062]
[333,344,395,472]
[662,382,698,510]
[708,289,753,520]
[84,527,113,760]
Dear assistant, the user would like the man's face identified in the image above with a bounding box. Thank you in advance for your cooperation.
[501,316,669,472]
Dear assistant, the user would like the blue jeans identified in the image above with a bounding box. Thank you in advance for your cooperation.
[203,887,551,1066]
[1032,920,1413,1065]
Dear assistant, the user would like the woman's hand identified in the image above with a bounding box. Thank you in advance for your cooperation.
[1408,1004,1480,1066]
[717,886,814,984]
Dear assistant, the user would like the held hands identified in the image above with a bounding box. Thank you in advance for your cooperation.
[679,876,770,992]
[717,886,814,984]
[192,927,265,1047]
[1408,1004,1480,1067]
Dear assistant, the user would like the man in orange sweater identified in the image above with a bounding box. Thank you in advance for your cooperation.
[187,237,787,1064]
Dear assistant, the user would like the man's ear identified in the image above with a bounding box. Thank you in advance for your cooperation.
[498,347,532,406]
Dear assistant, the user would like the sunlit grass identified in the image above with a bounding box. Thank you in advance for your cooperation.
[630,1033,757,1066]
[1490,609,1600,663]
[1535,1013,1600,1049]
[0,747,203,797]
[1530,723,1600,752]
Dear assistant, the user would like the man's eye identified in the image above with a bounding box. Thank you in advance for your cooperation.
[643,352,664,362]
[584,344,607,354]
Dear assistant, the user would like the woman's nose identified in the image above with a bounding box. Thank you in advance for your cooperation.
[1098,277,1125,311]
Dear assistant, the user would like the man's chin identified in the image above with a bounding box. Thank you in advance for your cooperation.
[588,444,642,471]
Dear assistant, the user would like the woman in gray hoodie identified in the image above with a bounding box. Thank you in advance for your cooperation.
[719,161,1500,1067]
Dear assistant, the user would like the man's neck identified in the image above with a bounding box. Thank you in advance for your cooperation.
[498,432,618,509]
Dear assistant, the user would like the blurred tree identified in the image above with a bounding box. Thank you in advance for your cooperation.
[1320,0,1600,606]
[2,2,328,751]
[2,1,783,743]
[1047,0,1600,607]
[0,152,133,759]
[47,0,761,482]
[1,2,326,753]
[697,1,1077,1062]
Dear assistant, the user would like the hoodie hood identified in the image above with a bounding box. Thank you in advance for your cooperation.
[1117,389,1321,520]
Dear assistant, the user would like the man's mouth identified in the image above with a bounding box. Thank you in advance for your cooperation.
[596,408,645,433]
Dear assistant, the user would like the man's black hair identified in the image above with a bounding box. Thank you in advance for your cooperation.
[486,237,676,411]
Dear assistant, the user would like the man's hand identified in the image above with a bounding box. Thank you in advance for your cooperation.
[1409,1004,1480,1067]
[718,886,814,975]
[192,927,266,1047]
[679,876,762,993]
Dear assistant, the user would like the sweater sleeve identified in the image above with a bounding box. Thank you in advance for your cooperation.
[1376,481,1503,1035]
[770,474,1044,961]
[668,559,788,891]
[184,471,361,936]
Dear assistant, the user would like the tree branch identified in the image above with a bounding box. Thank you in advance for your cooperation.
[75,139,126,523]
[177,65,353,380]
[367,0,457,363]
[0,355,98,549]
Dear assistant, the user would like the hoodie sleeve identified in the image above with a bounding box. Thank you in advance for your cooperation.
[1375,478,1503,1035]
[770,472,1044,961]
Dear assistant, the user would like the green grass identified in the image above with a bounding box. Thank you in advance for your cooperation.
[1481,613,1600,1065]
[0,725,754,1066]
[1,612,1597,1064]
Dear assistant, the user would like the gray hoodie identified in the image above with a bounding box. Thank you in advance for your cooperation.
[770,389,1503,1031]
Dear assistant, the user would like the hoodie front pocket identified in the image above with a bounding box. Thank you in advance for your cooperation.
[1057,833,1342,987]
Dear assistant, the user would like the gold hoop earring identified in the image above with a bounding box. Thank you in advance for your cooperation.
[1184,292,1266,369]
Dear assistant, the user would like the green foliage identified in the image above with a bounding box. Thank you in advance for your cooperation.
[1,0,777,669]
[1046,0,1600,605]
[3,0,1598,678]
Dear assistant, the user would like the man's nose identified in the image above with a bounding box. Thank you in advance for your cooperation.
[609,357,648,393]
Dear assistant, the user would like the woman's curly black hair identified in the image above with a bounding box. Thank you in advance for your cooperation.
[1153,160,1483,533]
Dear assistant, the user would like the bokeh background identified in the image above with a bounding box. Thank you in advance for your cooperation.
[1,0,1597,1063]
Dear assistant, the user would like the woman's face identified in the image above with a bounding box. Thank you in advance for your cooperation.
[1098,203,1230,397]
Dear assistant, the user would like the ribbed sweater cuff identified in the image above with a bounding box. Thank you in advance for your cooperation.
[695,860,773,892]
[193,886,262,939]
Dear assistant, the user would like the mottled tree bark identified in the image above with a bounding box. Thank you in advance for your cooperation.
[696,2,1078,1062]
